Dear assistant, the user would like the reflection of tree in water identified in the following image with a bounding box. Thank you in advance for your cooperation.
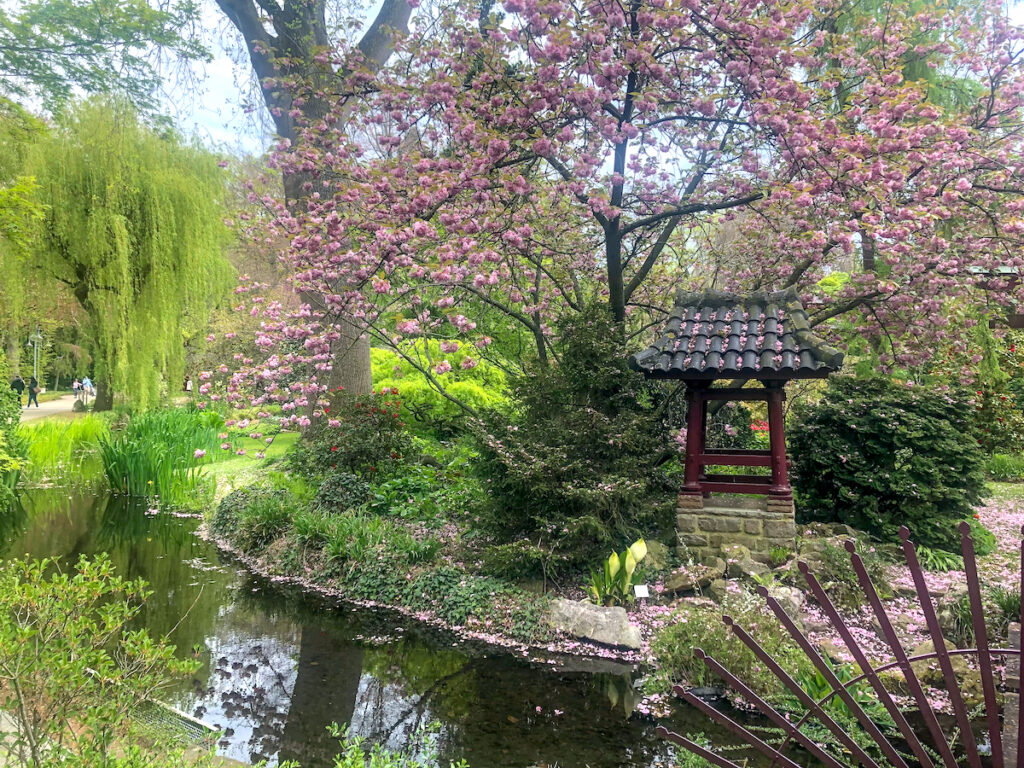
[0,494,27,557]
[182,624,302,766]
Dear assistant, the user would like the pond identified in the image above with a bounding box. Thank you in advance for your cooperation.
[2,489,726,768]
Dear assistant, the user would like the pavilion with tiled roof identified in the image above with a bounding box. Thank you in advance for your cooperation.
[630,288,843,557]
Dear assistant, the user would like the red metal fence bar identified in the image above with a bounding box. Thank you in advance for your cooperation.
[658,523,1024,768]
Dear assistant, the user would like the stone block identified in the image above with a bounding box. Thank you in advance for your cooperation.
[679,533,708,547]
[764,520,797,539]
[744,519,763,535]
[677,494,704,510]
[699,516,742,533]
[676,514,697,532]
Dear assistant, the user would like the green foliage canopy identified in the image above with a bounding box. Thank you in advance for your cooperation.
[0,0,208,112]
[30,98,234,409]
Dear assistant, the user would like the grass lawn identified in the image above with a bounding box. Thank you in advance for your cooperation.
[984,480,1024,502]
[205,430,300,499]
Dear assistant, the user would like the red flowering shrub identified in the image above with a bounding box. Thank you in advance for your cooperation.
[289,389,412,480]
[973,388,1024,454]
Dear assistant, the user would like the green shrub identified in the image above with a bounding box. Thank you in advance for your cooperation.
[372,344,508,435]
[401,566,543,642]
[791,377,985,552]
[794,534,893,610]
[969,516,996,556]
[480,540,551,580]
[212,484,305,551]
[314,471,371,512]
[0,352,24,507]
[0,555,200,767]
[360,455,484,521]
[475,307,675,571]
[984,453,1024,481]
[647,588,811,697]
[289,390,413,480]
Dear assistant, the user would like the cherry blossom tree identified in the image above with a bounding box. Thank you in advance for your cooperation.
[215,0,415,393]
[226,0,1024,417]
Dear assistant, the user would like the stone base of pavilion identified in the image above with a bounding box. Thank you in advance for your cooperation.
[676,492,796,563]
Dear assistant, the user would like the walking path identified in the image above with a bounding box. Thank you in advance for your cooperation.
[19,394,78,422]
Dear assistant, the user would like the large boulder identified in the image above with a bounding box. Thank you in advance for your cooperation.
[547,599,643,650]
[663,557,727,594]
[767,585,806,621]
[707,579,729,604]
[910,639,984,708]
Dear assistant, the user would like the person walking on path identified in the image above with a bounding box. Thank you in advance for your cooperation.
[26,376,39,408]
[9,374,24,405]
[81,376,93,404]
[72,378,81,400]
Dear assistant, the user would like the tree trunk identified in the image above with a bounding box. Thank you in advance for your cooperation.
[327,319,373,394]
[94,379,113,411]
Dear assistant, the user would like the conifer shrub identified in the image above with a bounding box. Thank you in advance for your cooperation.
[790,376,986,552]
[475,307,675,571]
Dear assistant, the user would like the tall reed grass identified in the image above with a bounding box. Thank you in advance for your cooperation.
[99,409,221,509]
[18,415,111,483]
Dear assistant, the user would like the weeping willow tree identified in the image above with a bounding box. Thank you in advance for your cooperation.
[30,98,233,410]
[0,100,48,369]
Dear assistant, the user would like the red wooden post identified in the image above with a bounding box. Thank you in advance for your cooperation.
[683,385,706,494]
[765,383,792,498]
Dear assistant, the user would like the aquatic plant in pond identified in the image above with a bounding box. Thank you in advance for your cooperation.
[99,409,220,509]
[17,414,111,483]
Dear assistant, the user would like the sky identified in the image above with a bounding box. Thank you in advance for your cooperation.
[161,1,271,157]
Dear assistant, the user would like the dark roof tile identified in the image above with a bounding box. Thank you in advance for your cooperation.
[629,287,844,380]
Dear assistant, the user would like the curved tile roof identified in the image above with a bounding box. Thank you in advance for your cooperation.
[628,287,844,380]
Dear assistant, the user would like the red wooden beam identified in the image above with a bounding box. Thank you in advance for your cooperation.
[699,454,773,467]
[700,390,772,401]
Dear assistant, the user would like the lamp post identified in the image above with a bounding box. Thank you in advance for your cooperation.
[28,328,42,381]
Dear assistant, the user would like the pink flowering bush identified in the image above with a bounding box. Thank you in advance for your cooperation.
[790,376,986,551]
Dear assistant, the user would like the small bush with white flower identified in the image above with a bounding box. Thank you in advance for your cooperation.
[790,376,986,552]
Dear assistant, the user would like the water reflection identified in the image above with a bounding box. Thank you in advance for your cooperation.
[5,491,714,768]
